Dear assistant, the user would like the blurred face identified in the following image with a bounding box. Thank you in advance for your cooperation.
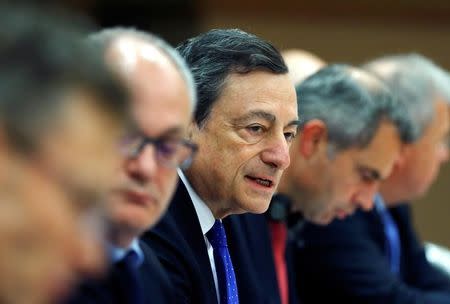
[0,89,125,304]
[292,121,402,225]
[384,100,450,203]
[109,50,192,242]
[186,71,299,218]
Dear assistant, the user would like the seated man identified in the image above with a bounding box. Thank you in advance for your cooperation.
[66,28,197,304]
[296,54,450,303]
[142,28,299,304]
[225,63,415,304]
[0,4,129,304]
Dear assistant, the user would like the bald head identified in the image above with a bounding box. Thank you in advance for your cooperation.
[282,49,326,85]
[88,28,196,108]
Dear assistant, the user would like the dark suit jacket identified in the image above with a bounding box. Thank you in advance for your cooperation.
[294,204,450,304]
[65,241,173,304]
[140,181,218,304]
[224,213,299,304]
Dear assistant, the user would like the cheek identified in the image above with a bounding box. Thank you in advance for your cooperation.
[334,178,357,203]
[157,169,179,199]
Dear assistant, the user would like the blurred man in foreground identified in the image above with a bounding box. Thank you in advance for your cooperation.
[0,4,129,304]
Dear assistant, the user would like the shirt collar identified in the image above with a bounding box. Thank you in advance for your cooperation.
[109,238,144,266]
[178,169,215,235]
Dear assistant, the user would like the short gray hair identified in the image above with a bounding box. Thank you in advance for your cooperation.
[296,64,415,154]
[87,27,197,108]
[364,53,450,140]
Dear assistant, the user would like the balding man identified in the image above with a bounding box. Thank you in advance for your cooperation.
[66,28,197,304]
[281,49,325,85]
[296,54,450,304]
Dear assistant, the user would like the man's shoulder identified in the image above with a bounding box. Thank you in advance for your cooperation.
[299,209,382,247]
[139,183,218,304]
[138,241,174,303]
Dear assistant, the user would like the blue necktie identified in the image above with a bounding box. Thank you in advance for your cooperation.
[116,250,143,304]
[374,194,401,275]
[206,220,239,304]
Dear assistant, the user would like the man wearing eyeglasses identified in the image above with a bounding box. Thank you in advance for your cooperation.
[66,28,197,304]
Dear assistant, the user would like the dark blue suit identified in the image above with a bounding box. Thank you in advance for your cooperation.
[294,204,450,304]
[224,213,299,304]
[65,241,173,304]
[140,181,218,304]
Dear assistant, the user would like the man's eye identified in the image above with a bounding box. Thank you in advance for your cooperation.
[246,124,265,134]
[359,171,375,183]
[157,140,178,158]
[284,131,297,143]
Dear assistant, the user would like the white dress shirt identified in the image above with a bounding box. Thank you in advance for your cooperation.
[178,169,219,303]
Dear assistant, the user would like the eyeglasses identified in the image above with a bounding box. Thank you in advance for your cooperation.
[119,134,198,169]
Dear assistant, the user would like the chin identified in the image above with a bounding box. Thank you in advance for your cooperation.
[243,198,271,214]
[307,211,333,226]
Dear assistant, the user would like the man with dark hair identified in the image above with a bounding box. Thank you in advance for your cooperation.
[142,28,299,303]
[0,3,129,304]
[66,28,197,304]
[225,63,415,304]
[296,54,450,303]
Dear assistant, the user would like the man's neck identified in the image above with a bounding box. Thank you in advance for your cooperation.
[108,225,138,249]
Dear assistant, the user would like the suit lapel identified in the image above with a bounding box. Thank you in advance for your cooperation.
[170,181,218,303]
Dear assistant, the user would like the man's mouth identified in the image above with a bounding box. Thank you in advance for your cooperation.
[245,175,274,188]
[122,189,154,206]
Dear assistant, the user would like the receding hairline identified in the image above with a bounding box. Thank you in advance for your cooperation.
[87,27,196,107]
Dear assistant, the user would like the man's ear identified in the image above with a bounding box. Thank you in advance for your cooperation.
[298,119,327,159]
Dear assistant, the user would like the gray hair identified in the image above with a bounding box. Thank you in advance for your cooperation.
[87,27,197,108]
[363,53,450,140]
[176,29,288,127]
[296,64,415,155]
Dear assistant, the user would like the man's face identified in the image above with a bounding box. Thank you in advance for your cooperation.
[0,89,126,303]
[389,100,449,201]
[186,71,299,218]
[110,52,192,237]
[297,121,402,225]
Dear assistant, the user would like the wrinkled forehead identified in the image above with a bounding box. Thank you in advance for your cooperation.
[214,71,298,119]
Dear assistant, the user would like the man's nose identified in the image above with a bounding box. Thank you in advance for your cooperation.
[354,183,378,211]
[125,145,158,182]
[260,134,291,170]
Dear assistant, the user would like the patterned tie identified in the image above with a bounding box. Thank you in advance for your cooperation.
[269,221,289,304]
[115,250,143,304]
[374,194,401,275]
[206,220,239,304]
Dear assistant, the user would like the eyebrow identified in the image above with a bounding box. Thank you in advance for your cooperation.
[232,110,301,128]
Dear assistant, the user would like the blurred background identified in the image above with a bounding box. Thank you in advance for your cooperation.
[64,0,450,247]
